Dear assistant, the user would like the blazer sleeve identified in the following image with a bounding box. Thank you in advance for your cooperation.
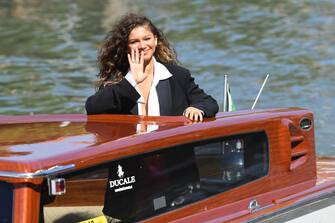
[183,69,219,117]
[85,78,140,115]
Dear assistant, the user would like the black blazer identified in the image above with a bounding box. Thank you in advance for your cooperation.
[85,64,218,117]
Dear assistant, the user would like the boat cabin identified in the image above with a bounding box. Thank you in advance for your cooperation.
[0,108,334,223]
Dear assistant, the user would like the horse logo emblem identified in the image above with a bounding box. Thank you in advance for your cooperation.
[117,165,124,178]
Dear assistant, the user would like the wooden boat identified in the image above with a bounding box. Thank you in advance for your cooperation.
[0,107,334,223]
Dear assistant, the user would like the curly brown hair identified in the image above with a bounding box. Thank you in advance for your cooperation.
[96,14,178,88]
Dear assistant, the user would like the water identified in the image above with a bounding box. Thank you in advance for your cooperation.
[0,0,334,156]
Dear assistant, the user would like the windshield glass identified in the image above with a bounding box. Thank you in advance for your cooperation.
[0,181,13,223]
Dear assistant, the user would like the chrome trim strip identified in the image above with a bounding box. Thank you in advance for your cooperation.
[0,164,76,179]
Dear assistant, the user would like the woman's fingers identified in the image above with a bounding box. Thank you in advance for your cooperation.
[135,48,139,63]
[129,48,143,64]
[134,48,144,65]
[140,50,144,64]
[131,48,135,63]
[128,48,146,84]
[127,52,131,64]
[183,107,204,121]
[194,113,200,122]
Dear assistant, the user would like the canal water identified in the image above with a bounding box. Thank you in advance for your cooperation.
[0,0,334,156]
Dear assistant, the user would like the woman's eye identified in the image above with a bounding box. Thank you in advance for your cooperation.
[128,40,138,44]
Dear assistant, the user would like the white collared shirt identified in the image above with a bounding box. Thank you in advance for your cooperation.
[125,57,172,116]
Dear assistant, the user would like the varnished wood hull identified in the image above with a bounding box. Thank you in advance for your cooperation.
[0,108,334,222]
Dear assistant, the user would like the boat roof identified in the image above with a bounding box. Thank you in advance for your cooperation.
[0,108,310,179]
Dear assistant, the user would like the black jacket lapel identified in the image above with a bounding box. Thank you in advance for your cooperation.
[156,79,172,116]
[130,104,138,115]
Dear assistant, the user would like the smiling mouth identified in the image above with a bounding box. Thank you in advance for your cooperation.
[142,51,151,56]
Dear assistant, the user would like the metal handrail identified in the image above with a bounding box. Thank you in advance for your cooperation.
[0,164,75,179]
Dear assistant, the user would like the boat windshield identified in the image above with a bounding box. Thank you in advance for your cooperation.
[0,181,13,222]
[42,131,269,222]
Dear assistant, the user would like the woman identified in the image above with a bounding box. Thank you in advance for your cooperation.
[85,14,218,121]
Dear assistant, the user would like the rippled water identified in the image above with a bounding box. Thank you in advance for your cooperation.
[0,0,334,155]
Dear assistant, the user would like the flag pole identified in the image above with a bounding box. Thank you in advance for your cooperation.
[251,74,269,110]
[223,75,228,112]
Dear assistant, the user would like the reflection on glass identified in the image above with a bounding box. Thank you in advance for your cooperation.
[222,138,245,183]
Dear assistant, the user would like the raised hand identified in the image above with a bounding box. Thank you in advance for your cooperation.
[183,107,204,122]
[127,48,147,84]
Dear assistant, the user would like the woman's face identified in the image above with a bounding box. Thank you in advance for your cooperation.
[127,25,158,62]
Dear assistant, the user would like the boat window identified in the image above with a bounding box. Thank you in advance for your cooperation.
[42,131,268,222]
[0,181,13,223]
[194,132,268,193]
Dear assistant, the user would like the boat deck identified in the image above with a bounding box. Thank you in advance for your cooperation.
[317,156,335,184]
